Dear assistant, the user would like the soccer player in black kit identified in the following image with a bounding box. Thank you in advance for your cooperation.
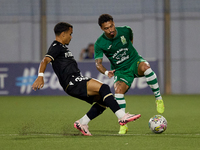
[32,22,141,136]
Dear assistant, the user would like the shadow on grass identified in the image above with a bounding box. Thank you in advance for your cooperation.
[16,122,200,139]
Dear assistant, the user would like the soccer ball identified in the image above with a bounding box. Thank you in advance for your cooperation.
[148,115,167,133]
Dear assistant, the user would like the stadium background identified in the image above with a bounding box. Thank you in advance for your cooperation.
[0,0,200,94]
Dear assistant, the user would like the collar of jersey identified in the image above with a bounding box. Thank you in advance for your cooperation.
[54,40,68,48]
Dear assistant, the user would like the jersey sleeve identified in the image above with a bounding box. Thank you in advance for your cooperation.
[94,43,103,60]
[126,26,133,41]
[45,44,61,61]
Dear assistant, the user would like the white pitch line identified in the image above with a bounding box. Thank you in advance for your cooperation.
[0,133,200,137]
[95,133,200,136]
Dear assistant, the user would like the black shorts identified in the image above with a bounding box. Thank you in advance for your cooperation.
[65,75,95,104]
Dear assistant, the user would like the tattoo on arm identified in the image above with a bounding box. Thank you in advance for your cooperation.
[95,59,107,74]
[95,59,102,66]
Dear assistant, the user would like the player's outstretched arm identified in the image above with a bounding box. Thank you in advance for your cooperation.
[95,58,115,78]
[32,57,51,91]
[95,58,106,73]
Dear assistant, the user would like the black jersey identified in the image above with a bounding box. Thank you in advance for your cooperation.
[45,40,81,90]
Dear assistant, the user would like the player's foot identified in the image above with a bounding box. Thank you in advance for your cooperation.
[118,113,141,126]
[74,120,92,136]
[156,99,165,114]
[118,124,128,134]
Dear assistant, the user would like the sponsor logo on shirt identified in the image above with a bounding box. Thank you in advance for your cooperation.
[112,48,128,59]
[116,55,129,64]
[65,52,73,58]
[112,48,129,64]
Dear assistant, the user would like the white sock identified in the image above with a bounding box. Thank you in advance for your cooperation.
[115,109,126,119]
[121,108,125,112]
[156,96,162,100]
[79,114,90,125]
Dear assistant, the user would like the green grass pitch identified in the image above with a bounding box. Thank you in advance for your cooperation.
[0,95,200,150]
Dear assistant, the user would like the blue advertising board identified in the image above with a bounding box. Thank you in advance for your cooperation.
[0,61,158,96]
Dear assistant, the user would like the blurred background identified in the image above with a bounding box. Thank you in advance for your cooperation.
[0,0,200,95]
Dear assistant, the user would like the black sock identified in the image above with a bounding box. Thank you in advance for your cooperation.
[86,103,106,120]
[99,84,121,113]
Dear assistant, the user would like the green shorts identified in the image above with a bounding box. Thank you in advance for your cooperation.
[114,57,147,88]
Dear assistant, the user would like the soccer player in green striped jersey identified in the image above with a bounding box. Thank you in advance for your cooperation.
[95,14,164,134]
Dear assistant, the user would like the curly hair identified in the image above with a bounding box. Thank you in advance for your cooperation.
[98,14,113,27]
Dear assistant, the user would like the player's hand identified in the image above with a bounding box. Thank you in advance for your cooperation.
[108,70,115,78]
[32,77,44,91]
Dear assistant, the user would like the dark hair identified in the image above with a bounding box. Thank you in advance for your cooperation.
[88,43,94,47]
[54,22,73,36]
[98,14,113,27]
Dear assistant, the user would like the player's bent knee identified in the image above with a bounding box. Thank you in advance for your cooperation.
[114,82,128,94]
[99,84,113,101]
[141,64,149,70]
[139,62,150,74]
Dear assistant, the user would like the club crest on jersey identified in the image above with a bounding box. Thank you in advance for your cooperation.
[120,36,127,45]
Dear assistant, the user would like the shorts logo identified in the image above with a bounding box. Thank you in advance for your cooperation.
[69,81,74,85]
[114,76,128,84]
[137,61,140,66]
[120,36,127,45]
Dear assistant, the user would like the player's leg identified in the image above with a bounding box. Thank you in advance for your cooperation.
[74,78,141,136]
[74,100,106,136]
[87,79,125,117]
[114,81,129,134]
[96,82,141,126]
[87,79,141,125]
[78,94,106,125]
[137,61,164,113]
[68,78,105,136]
[114,81,128,112]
